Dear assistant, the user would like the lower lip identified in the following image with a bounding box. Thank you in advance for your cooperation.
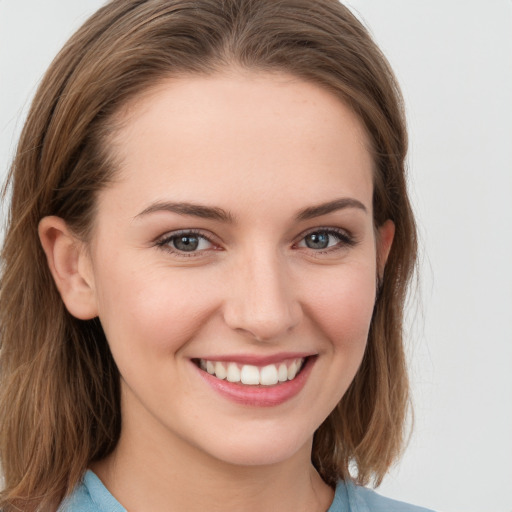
[195,357,316,407]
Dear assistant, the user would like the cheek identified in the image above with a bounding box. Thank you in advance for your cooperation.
[303,262,377,351]
[94,260,222,355]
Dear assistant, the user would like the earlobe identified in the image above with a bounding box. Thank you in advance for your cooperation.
[376,219,395,279]
[38,216,98,320]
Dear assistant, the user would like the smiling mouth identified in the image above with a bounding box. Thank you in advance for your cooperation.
[193,357,307,386]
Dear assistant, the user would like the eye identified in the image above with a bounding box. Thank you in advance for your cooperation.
[156,230,215,254]
[296,229,355,251]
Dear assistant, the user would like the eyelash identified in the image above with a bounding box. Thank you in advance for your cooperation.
[294,228,356,254]
[155,227,356,258]
[155,229,217,258]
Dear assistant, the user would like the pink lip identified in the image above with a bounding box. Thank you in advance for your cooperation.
[194,356,316,407]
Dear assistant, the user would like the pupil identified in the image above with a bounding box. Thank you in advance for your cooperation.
[306,232,329,249]
[174,235,199,252]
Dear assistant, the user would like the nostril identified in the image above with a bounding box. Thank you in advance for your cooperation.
[221,262,303,340]
[223,303,302,342]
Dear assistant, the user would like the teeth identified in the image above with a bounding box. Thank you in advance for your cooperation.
[214,362,227,380]
[240,365,260,385]
[278,363,288,382]
[260,364,279,386]
[226,362,241,383]
[206,360,215,375]
[287,360,298,380]
[198,357,306,386]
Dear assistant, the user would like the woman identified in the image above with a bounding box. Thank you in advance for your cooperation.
[0,0,432,510]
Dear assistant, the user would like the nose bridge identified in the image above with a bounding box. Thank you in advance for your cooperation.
[223,244,301,341]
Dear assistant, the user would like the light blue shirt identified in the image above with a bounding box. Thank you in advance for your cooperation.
[59,470,435,511]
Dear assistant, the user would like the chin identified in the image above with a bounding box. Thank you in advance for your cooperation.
[193,424,313,468]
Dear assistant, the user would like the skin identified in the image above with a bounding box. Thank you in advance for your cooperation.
[40,70,394,512]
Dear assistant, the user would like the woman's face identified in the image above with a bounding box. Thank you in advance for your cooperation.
[81,71,393,467]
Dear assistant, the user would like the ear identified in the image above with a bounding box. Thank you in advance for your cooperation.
[38,216,98,320]
[376,219,395,280]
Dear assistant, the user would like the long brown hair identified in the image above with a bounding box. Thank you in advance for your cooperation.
[0,0,416,509]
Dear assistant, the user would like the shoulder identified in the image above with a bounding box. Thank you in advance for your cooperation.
[328,479,436,512]
[58,470,126,512]
[57,483,96,512]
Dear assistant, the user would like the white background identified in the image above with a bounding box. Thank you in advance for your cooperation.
[1,2,511,511]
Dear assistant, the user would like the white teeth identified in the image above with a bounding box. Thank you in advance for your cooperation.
[287,360,298,380]
[260,364,279,386]
[199,357,306,386]
[277,363,288,382]
[240,365,260,385]
[206,360,215,375]
[226,362,241,383]
[214,362,227,380]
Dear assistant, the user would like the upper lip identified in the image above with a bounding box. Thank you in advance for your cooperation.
[192,352,316,366]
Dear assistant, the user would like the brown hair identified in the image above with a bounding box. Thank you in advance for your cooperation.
[0,0,416,509]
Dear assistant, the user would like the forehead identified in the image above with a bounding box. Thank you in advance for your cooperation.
[101,71,374,217]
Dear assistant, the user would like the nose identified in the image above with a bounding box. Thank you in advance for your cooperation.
[222,250,302,342]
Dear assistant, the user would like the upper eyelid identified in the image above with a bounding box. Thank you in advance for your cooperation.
[155,228,216,244]
[300,226,349,235]
[294,226,353,241]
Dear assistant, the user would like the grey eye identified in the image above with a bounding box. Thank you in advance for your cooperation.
[297,229,354,251]
[304,232,331,249]
[173,235,200,252]
[157,231,214,255]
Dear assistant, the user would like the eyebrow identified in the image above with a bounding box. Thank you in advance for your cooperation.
[135,197,367,223]
[135,201,235,222]
[296,198,367,220]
